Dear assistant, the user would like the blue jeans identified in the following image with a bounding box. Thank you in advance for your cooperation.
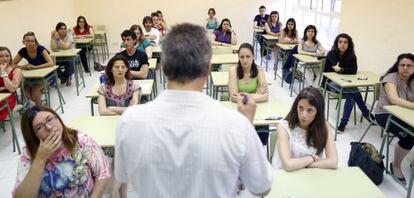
[56,59,74,82]
[327,81,370,125]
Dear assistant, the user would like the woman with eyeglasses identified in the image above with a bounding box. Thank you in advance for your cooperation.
[12,32,54,106]
[72,16,94,73]
[13,106,110,197]
[374,53,414,185]
[0,46,22,121]
[50,22,75,87]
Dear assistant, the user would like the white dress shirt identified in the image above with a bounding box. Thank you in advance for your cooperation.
[115,90,272,198]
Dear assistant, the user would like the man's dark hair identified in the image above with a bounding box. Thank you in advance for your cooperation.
[161,23,212,83]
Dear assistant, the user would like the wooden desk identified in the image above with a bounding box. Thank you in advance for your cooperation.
[94,30,109,60]
[252,28,264,55]
[85,79,154,116]
[50,48,85,96]
[153,45,240,57]
[0,93,20,154]
[382,105,414,197]
[74,37,97,66]
[68,115,120,147]
[220,100,289,126]
[268,167,385,198]
[211,44,240,54]
[211,54,239,65]
[322,71,380,139]
[286,54,322,97]
[274,43,296,80]
[261,35,279,71]
[22,66,64,113]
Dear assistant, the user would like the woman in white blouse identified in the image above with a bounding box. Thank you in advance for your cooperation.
[273,87,338,171]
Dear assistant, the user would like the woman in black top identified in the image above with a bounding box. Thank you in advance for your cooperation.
[322,33,372,132]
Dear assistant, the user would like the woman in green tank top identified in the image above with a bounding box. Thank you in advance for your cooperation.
[229,43,268,103]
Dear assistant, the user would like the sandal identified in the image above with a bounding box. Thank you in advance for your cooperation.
[390,162,406,185]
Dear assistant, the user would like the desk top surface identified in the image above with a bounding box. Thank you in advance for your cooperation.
[262,34,279,40]
[74,37,94,44]
[384,105,414,128]
[0,93,11,102]
[22,66,58,78]
[276,43,296,51]
[323,71,380,88]
[268,167,385,198]
[148,58,156,70]
[293,54,320,64]
[85,79,154,98]
[220,100,289,126]
[211,54,239,65]
[69,115,120,147]
[50,48,81,57]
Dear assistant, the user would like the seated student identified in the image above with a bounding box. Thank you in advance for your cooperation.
[210,18,237,46]
[13,105,110,197]
[142,16,161,45]
[279,18,298,44]
[98,55,140,198]
[374,53,414,185]
[0,47,22,121]
[117,30,150,79]
[272,87,338,171]
[156,10,168,33]
[121,25,153,58]
[205,8,219,30]
[72,16,94,73]
[98,55,140,116]
[50,22,75,86]
[253,5,269,29]
[322,33,373,132]
[12,32,54,106]
[228,43,268,145]
[151,12,166,38]
[282,25,325,83]
[263,11,282,62]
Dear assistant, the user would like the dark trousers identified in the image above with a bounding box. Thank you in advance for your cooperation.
[79,45,93,72]
[56,59,74,83]
[376,113,414,150]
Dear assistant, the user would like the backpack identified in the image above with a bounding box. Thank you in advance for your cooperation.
[348,142,385,185]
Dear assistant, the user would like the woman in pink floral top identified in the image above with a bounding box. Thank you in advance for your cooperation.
[13,106,110,198]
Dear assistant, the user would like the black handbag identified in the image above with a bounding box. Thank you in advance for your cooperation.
[348,142,385,185]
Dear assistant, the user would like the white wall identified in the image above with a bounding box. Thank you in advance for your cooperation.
[340,0,414,73]
[0,0,77,55]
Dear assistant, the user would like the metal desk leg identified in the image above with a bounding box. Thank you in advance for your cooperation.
[334,88,344,140]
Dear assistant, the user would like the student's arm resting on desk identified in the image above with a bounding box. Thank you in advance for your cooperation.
[308,122,338,169]
[384,82,414,109]
[231,31,237,45]
[14,132,62,197]
[277,123,317,172]
[1,68,22,93]
[130,64,149,79]
[253,67,268,102]
[98,94,119,116]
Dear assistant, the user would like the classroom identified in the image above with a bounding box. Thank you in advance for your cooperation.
[0,0,413,197]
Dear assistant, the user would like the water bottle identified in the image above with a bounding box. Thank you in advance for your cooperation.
[99,71,106,84]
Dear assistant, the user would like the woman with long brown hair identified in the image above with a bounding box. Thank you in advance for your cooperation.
[13,106,110,197]
[273,87,337,171]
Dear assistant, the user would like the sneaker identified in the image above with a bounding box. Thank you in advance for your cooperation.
[363,113,375,123]
[66,77,72,87]
[337,123,346,132]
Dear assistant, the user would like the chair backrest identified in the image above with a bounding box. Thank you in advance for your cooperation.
[94,25,106,31]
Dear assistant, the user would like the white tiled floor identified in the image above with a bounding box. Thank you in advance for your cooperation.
[0,55,410,197]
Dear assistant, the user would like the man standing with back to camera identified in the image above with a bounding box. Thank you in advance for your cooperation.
[115,23,272,197]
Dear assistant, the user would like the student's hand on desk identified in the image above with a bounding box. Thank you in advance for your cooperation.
[333,62,341,72]
[236,93,256,124]
[25,65,36,70]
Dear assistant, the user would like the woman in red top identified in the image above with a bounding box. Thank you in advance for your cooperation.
[0,46,23,120]
[72,16,94,73]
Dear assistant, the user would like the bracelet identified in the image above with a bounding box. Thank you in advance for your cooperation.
[306,154,316,163]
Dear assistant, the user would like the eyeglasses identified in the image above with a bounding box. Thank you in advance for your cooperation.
[34,115,58,134]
